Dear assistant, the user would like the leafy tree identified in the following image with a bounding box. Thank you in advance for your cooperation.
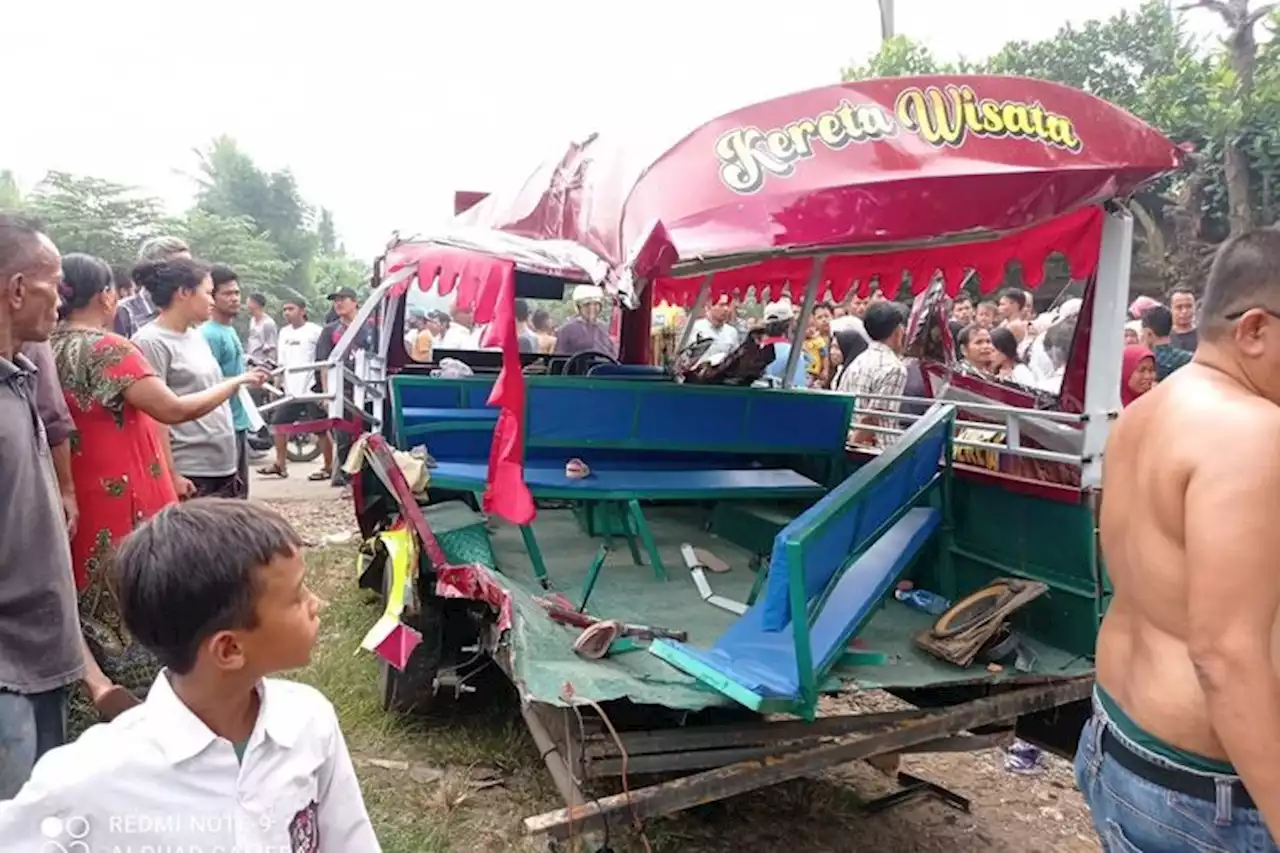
[165,210,292,301]
[843,35,980,79]
[5,138,369,322]
[0,171,22,210]
[317,207,337,256]
[192,137,318,300]
[25,172,161,266]
[841,0,1280,289]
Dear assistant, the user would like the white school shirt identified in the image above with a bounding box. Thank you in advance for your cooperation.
[0,672,380,853]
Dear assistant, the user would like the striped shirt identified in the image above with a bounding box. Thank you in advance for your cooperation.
[838,341,908,449]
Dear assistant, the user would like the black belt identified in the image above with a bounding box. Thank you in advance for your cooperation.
[1101,727,1253,810]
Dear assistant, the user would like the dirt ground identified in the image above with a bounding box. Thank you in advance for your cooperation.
[260,482,1102,853]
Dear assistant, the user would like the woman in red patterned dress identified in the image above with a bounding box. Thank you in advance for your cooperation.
[51,254,264,721]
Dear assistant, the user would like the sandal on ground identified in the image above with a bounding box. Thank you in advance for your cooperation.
[257,464,288,478]
[308,468,332,481]
[93,685,142,721]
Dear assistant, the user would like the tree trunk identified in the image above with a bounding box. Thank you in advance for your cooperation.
[1185,0,1274,234]
[1167,152,1215,288]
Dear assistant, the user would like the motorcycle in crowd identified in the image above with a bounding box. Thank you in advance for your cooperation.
[245,356,324,463]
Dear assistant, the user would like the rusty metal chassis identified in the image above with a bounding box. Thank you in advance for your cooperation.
[519,675,1092,842]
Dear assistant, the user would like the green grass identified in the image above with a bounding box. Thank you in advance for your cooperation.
[292,544,1011,853]
[295,544,557,853]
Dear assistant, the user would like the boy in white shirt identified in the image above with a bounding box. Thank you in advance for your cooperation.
[0,499,380,852]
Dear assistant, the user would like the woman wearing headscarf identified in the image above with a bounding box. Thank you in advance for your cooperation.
[829,316,869,389]
[1121,344,1157,407]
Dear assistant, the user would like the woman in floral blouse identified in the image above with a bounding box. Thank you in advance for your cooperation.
[51,254,263,721]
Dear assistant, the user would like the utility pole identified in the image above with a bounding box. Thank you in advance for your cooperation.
[878,0,896,41]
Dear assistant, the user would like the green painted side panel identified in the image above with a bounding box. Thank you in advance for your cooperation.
[913,476,1100,660]
[571,502,629,537]
[707,501,806,556]
[426,501,497,569]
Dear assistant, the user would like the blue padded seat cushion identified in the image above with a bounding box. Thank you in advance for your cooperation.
[760,424,948,632]
[426,460,824,499]
[658,507,939,701]
[401,407,500,423]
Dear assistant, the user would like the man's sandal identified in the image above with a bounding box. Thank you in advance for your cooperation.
[257,464,288,478]
[308,468,332,482]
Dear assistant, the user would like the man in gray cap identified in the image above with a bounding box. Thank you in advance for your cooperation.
[113,235,191,338]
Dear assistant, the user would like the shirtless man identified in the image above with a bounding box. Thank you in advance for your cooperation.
[1077,228,1280,851]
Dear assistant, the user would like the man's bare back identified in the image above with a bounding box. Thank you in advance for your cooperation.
[1100,360,1280,763]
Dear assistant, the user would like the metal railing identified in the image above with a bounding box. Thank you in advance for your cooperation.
[839,391,1085,467]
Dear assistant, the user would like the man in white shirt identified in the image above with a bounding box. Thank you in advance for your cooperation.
[0,500,381,852]
[246,292,279,363]
[260,299,333,479]
[688,294,741,356]
[1035,315,1078,395]
[439,307,478,350]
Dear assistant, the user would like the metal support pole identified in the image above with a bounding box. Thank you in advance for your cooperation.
[1005,411,1022,451]
[1079,209,1132,488]
[878,0,896,41]
[677,274,714,353]
[782,260,827,389]
[521,704,606,852]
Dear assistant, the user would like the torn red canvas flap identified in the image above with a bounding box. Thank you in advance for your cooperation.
[435,564,514,633]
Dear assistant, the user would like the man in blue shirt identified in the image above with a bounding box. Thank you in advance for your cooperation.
[1141,304,1193,381]
[200,264,253,497]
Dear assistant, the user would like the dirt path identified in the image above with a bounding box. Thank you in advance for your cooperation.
[266,490,1102,853]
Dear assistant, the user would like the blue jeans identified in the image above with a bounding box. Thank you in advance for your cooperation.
[0,688,68,798]
[1075,709,1278,852]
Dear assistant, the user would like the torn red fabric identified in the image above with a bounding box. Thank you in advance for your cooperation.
[477,267,536,526]
[379,247,536,525]
[652,206,1104,307]
[435,564,514,633]
[363,437,516,633]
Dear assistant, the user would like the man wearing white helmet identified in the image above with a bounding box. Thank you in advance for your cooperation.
[760,298,809,386]
[554,284,616,357]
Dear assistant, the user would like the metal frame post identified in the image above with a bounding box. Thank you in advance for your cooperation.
[676,274,714,353]
[782,259,827,389]
[1079,209,1131,488]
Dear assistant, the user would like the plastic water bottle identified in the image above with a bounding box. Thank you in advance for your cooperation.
[894,587,951,615]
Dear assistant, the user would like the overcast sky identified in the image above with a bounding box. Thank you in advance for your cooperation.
[3,0,1220,258]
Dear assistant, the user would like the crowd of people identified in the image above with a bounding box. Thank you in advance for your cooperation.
[0,213,379,849]
[403,283,616,361]
[671,278,1200,450]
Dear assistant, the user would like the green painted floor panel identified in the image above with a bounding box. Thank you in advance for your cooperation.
[485,506,1093,710]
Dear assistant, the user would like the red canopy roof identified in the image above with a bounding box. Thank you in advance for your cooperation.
[455,76,1181,287]
[389,78,1181,525]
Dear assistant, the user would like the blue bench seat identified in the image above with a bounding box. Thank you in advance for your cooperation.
[646,404,957,718]
[650,507,939,704]
[427,460,825,501]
